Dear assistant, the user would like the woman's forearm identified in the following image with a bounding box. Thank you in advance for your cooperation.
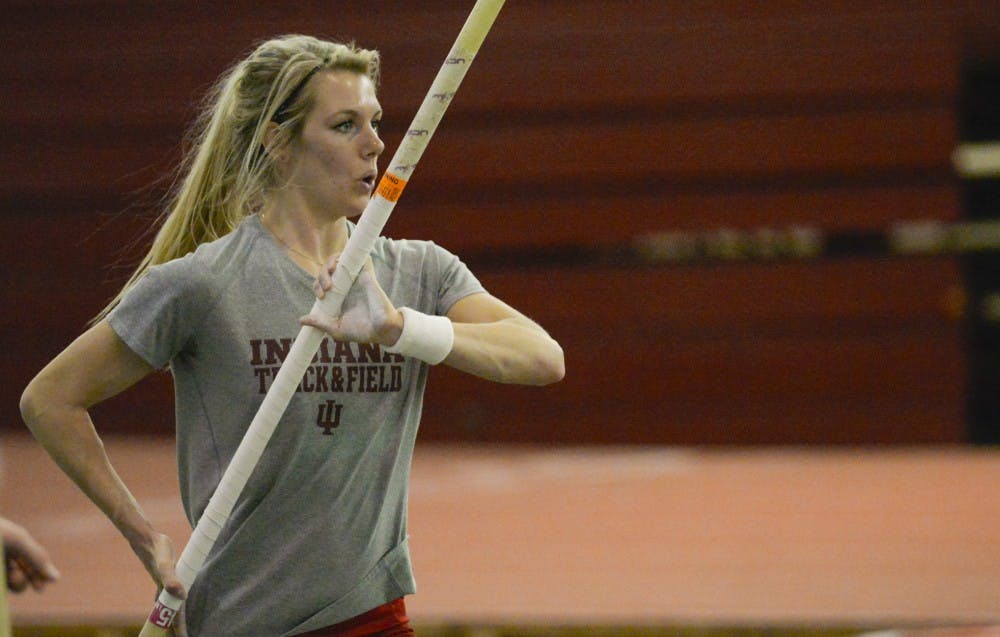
[19,321,163,554]
[19,389,157,550]
[445,316,565,385]
[21,394,185,602]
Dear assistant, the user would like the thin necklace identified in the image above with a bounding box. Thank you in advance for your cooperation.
[260,212,325,268]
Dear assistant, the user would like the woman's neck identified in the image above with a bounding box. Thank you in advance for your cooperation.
[259,200,350,272]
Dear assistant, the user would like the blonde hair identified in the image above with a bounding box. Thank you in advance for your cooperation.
[96,35,379,321]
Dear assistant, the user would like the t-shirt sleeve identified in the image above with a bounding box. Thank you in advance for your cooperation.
[431,243,486,316]
[106,258,214,368]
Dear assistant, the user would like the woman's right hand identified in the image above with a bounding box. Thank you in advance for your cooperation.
[132,530,185,597]
[132,530,188,635]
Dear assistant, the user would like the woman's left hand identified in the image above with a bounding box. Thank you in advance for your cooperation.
[299,255,403,346]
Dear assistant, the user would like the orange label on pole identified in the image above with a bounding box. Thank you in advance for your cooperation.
[375,172,408,203]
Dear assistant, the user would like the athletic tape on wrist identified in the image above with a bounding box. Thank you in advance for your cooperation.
[385,306,454,364]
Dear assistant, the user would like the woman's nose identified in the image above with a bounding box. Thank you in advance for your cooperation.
[364,126,385,157]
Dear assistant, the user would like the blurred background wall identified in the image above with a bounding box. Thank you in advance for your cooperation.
[2,1,999,446]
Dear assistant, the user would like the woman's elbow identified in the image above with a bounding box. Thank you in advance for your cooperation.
[531,340,565,386]
[20,372,71,433]
[19,376,47,431]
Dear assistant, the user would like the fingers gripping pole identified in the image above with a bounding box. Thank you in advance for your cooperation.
[138,2,505,635]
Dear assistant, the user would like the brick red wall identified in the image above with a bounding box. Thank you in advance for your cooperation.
[4,1,998,443]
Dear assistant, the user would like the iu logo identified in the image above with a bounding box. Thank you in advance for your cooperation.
[316,400,343,435]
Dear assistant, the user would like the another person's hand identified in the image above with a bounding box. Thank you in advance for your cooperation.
[1,517,60,593]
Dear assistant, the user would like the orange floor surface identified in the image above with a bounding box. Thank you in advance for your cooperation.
[2,433,998,631]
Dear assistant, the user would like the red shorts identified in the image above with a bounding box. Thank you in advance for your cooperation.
[298,597,415,636]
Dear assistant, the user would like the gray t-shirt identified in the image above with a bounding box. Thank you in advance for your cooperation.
[107,214,484,636]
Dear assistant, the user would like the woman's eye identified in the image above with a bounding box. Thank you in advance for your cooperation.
[331,119,379,134]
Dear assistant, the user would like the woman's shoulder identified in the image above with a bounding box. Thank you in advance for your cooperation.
[374,235,466,281]
[372,231,458,262]
[147,215,264,291]
[193,215,264,263]
[164,215,263,270]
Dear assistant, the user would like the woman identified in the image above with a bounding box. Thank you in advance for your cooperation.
[19,35,564,636]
